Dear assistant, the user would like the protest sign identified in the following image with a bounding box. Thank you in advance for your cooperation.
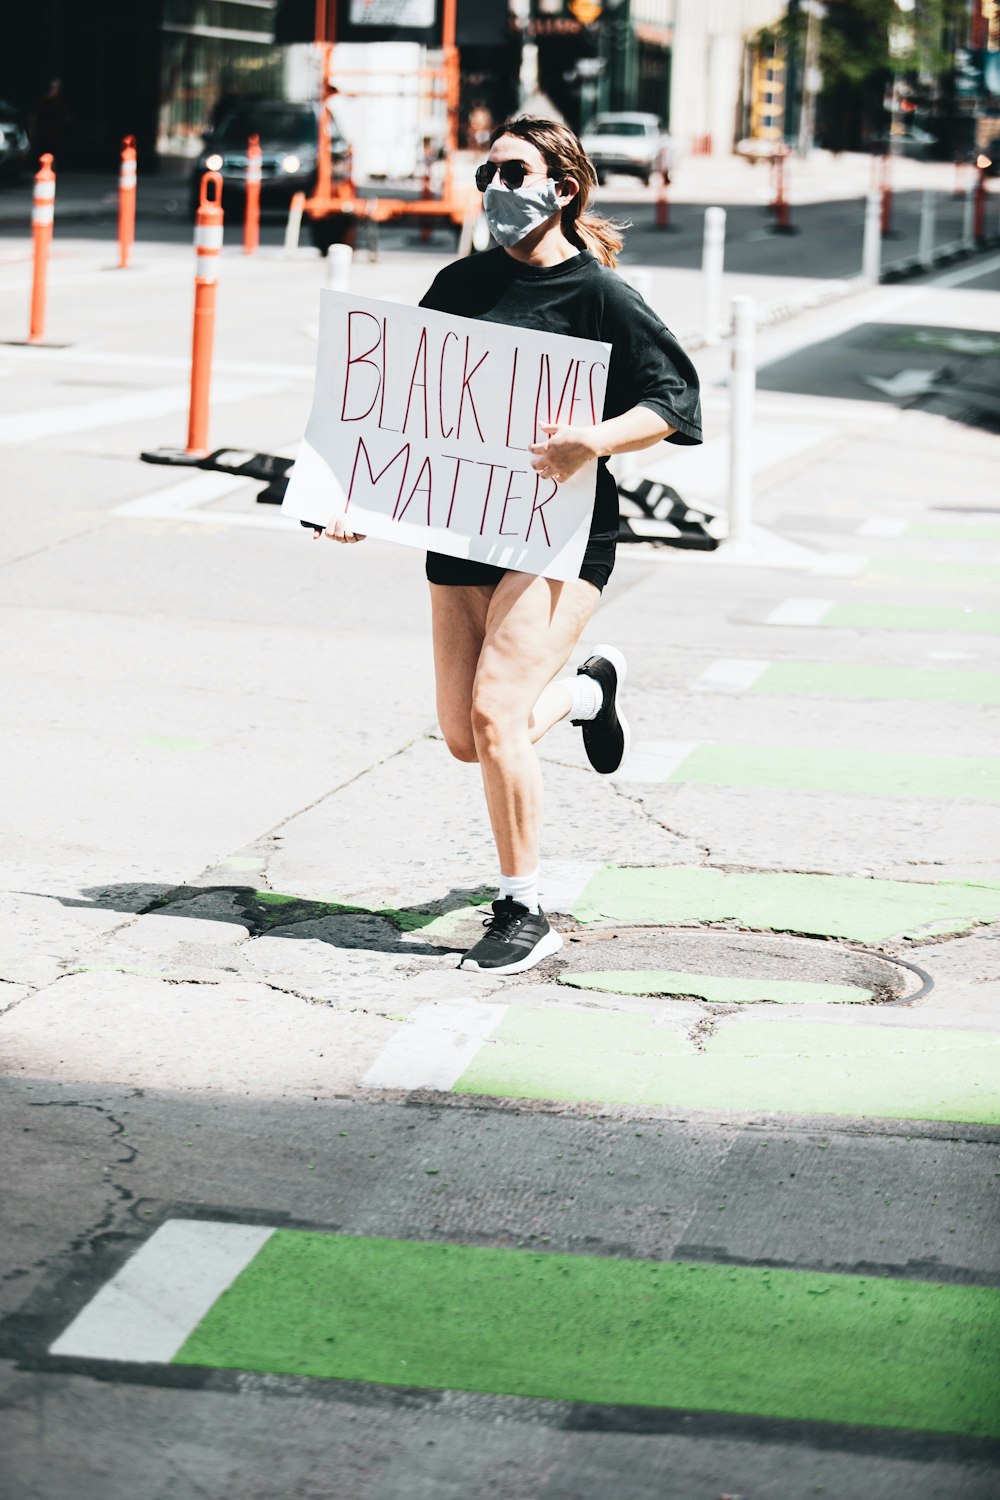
[281,290,611,582]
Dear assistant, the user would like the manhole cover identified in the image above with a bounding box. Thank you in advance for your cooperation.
[505,926,929,1005]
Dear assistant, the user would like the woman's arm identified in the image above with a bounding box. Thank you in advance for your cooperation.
[528,407,675,484]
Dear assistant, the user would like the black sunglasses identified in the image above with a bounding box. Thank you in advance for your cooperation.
[475,159,550,192]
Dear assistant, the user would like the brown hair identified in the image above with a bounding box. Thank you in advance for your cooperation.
[488,116,625,268]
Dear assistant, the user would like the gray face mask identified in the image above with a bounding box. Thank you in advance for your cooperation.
[482,178,563,248]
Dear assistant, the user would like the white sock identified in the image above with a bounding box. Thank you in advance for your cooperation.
[498,870,540,913]
[566,671,604,722]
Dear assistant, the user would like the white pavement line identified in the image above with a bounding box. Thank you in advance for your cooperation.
[764,598,834,626]
[0,381,280,445]
[693,659,770,693]
[811,552,869,577]
[611,739,699,784]
[114,469,302,532]
[361,1000,507,1092]
[539,859,603,914]
[49,1220,274,1363]
[930,250,1000,289]
[857,518,908,538]
[0,345,316,381]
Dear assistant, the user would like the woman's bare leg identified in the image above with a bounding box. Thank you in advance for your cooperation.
[471,573,600,875]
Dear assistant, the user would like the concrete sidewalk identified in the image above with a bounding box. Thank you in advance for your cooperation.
[0,238,998,1498]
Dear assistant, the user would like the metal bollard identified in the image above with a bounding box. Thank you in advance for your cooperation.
[187,171,223,455]
[727,296,756,545]
[243,133,261,255]
[962,179,976,250]
[861,188,881,283]
[654,172,670,230]
[118,136,137,269]
[284,191,305,257]
[29,154,56,343]
[918,187,936,270]
[325,242,352,291]
[701,206,726,344]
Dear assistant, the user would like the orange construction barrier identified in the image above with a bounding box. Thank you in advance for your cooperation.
[974,159,989,241]
[879,154,893,235]
[118,135,137,268]
[244,133,261,255]
[773,152,790,231]
[654,171,670,229]
[29,154,55,343]
[187,171,223,455]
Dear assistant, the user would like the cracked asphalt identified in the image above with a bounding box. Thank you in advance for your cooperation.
[0,229,999,1498]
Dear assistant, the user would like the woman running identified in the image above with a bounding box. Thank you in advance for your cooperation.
[327,117,702,975]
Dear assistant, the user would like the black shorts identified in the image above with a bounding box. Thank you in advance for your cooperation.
[425,531,617,593]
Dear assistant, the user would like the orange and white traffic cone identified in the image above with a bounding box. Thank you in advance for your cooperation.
[244,133,261,255]
[29,154,55,343]
[118,135,137,268]
[187,171,223,455]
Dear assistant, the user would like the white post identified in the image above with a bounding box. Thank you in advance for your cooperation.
[962,179,976,250]
[702,206,726,344]
[862,187,881,283]
[918,187,937,270]
[284,192,305,258]
[622,267,653,304]
[727,296,756,546]
[325,242,353,291]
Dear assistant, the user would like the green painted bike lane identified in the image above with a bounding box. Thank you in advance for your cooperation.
[173,1229,1000,1440]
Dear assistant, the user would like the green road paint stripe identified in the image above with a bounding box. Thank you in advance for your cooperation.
[172,1228,1000,1437]
[859,557,1000,591]
[909,522,1000,544]
[558,971,873,1004]
[455,1010,1000,1126]
[571,865,1000,944]
[667,743,1000,801]
[753,662,1000,705]
[824,603,1000,635]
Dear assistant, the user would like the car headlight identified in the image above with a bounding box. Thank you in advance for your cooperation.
[205,153,223,171]
[280,154,302,174]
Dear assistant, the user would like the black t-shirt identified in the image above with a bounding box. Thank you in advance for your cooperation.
[419,247,703,536]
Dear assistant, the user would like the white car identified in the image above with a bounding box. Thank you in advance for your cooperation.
[581,112,673,186]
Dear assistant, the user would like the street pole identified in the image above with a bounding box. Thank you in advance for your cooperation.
[918,187,936,269]
[702,206,726,344]
[862,187,881,283]
[727,297,756,545]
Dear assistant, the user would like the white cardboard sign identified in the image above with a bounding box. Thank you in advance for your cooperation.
[281,290,611,582]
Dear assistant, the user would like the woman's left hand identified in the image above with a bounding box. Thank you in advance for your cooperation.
[528,423,602,485]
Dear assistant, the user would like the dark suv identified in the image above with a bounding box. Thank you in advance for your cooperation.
[191,100,350,211]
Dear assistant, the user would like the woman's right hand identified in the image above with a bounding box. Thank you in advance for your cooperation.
[315,515,366,544]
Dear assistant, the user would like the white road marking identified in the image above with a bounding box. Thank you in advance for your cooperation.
[361,1000,507,1091]
[764,598,834,626]
[0,345,315,381]
[929,250,1000,289]
[49,1219,274,1363]
[811,552,869,577]
[857,518,908,538]
[611,739,699,783]
[0,380,280,445]
[539,859,603,914]
[693,659,770,693]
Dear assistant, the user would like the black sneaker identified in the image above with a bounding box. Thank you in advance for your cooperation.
[573,643,630,774]
[458,898,563,975]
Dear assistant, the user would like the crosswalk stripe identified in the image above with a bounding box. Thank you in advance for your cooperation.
[49,1220,274,1362]
[361,1000,507,1091]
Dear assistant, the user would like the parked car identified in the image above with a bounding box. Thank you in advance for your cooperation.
[869,125,940,161]
[190,100,350,212]
[580,112,672,186]
[0,100,31,181]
